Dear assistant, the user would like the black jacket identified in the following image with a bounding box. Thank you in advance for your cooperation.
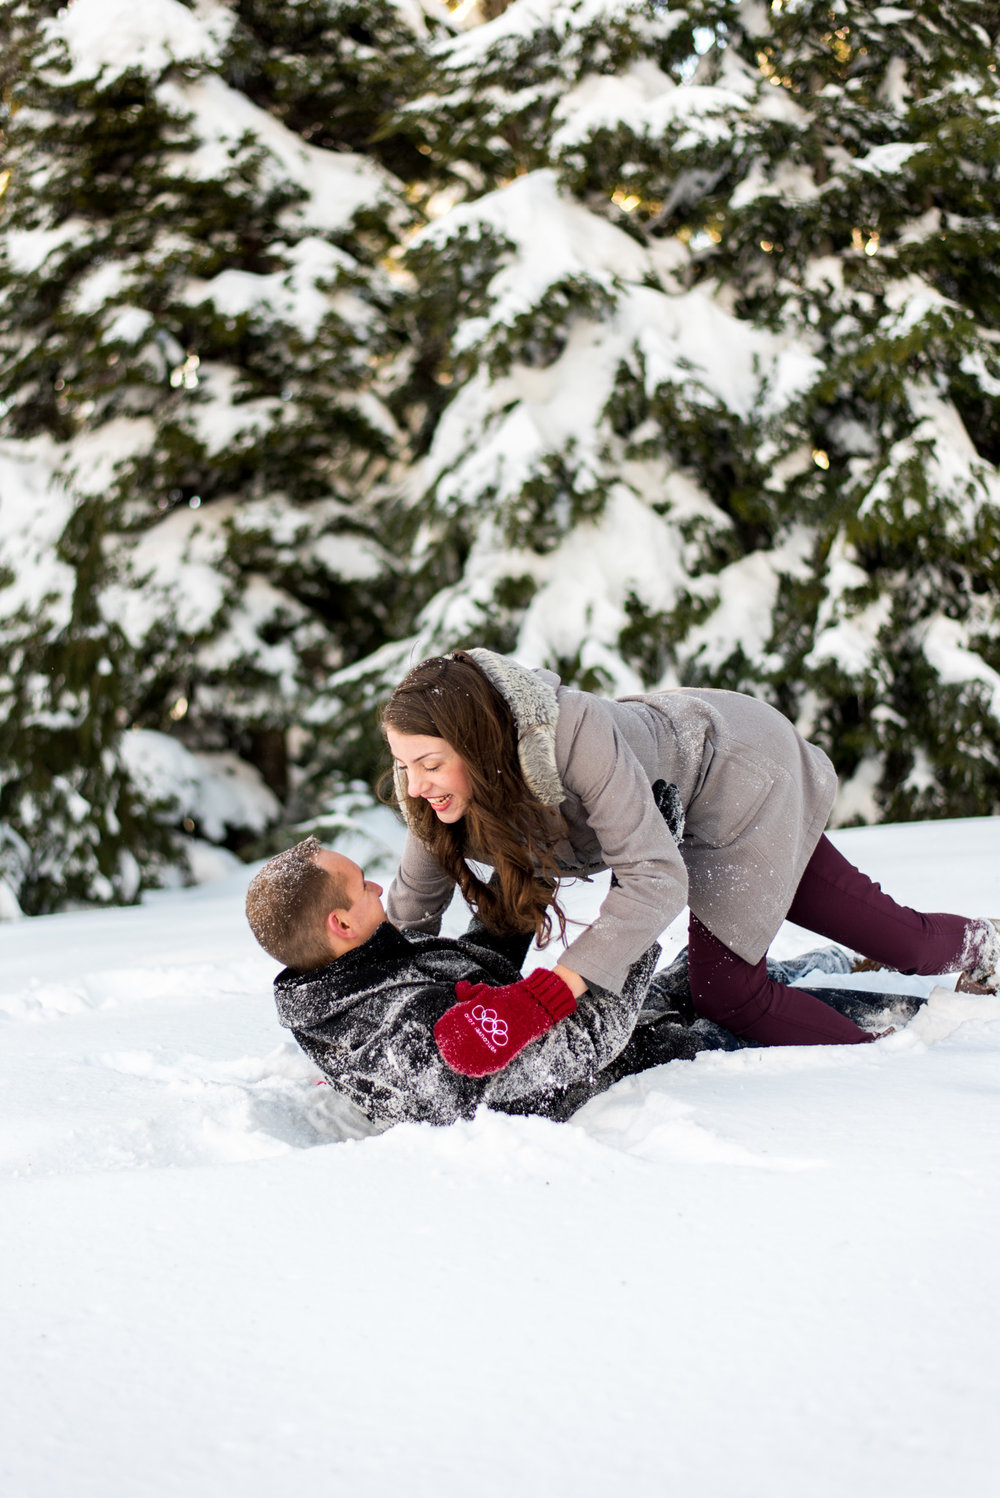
[274,920,673,1129]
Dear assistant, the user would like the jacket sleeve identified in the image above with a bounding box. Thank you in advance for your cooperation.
[481,945,659,1119]
[555,693,689,994]
[384,829,456,934]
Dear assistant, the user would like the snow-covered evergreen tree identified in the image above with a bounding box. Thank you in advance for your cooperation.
[338,0,1000,828]
[328,3,816,712]
[642,0,1000,822]
[0,0,433,912]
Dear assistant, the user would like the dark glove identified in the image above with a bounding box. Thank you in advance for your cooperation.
[651,779,685,841]
[434,968,577,1077]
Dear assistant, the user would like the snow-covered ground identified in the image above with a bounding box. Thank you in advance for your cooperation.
[3,814,1000,1498]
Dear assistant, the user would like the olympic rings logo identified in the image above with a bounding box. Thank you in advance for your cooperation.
[470,1004,509,1047]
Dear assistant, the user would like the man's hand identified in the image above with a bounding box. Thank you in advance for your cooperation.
[434,968,577,1077]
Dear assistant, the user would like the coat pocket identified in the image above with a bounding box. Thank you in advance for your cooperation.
[686,751,774,848]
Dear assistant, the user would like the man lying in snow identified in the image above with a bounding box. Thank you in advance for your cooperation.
[245,837,910,1132]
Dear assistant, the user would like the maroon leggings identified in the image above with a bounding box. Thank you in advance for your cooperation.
[687,835,974,1045]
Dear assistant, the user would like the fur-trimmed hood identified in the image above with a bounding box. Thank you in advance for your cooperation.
[465,648,564,805]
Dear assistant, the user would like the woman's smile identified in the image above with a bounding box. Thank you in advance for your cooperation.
[385,730,474,823]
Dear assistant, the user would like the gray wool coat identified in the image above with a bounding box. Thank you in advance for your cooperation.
[386,657,838,995]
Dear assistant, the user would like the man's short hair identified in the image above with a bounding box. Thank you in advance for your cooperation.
[245,836,350,972]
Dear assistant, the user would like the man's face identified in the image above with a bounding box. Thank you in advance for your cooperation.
[316,849,387,944]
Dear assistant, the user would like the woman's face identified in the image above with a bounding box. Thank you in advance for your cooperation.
[385,729,474,824]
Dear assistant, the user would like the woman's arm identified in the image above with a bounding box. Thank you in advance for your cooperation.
[553,693,689,995]
[553,962,588,997]
[385,829,456,934]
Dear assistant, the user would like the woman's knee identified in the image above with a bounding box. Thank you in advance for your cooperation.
[688,962,773,1033]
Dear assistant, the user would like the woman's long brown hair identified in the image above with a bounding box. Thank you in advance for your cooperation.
[380,652,569,945]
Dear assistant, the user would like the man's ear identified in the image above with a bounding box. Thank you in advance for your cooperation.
[326,906,355,941]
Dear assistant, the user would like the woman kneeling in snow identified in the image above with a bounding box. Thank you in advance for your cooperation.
[381,649,999,1076]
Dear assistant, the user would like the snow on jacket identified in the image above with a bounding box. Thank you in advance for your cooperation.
[386,650,837,993]
[273,919,659,1130]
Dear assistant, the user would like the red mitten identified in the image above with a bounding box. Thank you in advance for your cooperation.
[434,968,577,1077]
